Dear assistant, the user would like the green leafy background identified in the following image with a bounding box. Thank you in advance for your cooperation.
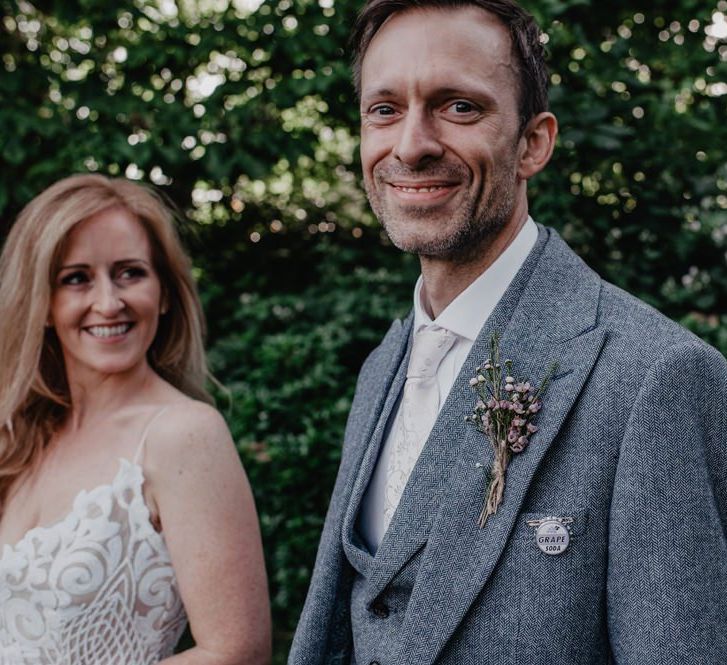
[2,0,726,658]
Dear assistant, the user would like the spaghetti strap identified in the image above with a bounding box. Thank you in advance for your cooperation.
[133,406,172,466]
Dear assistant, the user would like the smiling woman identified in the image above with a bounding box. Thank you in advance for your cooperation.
[0,174,271,664]
[50,207,167,383]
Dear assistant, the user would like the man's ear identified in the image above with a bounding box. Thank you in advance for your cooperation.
[517,112,558,180]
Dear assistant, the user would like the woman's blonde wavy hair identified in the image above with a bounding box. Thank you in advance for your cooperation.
[0,173,211,507]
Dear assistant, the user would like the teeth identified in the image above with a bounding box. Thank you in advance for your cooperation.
[398,186,446,193]
[87,324,131,338]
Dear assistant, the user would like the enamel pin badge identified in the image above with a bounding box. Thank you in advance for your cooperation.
[526,516,574,555]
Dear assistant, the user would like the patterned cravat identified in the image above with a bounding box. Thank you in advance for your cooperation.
[383,326,457,528]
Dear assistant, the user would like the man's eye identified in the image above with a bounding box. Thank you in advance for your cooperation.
[60,272,88,286]
[450,101,475,114]
[371,105,396,116]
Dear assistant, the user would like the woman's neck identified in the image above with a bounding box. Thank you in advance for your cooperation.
[64,361,160,431]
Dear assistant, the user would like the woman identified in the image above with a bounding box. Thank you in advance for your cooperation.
[0,174,271,664]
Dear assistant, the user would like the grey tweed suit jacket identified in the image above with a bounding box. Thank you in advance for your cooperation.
[289,225,727,664]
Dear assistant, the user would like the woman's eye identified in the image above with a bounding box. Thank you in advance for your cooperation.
[118,266,146,280]
[60,271,88,286]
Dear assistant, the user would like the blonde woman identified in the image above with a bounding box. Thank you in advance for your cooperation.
[0,174,271,664]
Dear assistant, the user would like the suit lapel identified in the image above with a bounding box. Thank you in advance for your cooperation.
[387,227,608,664]
[345,316,411,474]
[341,315,413,563]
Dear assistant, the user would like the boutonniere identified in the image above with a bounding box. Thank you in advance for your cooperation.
[466,333,557,528]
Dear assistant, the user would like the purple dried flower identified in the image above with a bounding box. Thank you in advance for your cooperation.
[467,337,558,528]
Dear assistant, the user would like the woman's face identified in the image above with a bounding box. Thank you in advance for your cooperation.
[49,206,164,384]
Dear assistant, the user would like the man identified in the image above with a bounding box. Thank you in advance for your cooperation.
[290,1,727,663]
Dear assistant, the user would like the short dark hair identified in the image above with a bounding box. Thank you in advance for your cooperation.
[350,0,549,132]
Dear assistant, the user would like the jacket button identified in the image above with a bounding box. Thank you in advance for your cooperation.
[371,600,389,618]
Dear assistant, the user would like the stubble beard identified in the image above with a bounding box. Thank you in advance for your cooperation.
[365,161,517,263]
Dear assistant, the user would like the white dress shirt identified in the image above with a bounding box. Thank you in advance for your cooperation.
[358,217,539,551]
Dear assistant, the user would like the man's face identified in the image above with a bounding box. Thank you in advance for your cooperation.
[359,7,526,259]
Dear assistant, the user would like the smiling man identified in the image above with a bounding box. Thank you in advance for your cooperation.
[289,1,727,664]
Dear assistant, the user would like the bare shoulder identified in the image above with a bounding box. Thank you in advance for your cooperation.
[159,399,230,437]
[144,398,238,474]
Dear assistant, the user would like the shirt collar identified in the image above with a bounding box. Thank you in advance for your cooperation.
[413,217,538,340]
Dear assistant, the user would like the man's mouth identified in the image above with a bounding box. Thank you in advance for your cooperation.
[85,323,134,338]
[394,185,451,193]
[387,181,459,203]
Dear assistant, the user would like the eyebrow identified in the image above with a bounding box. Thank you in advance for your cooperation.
[361,85,498,106]
[57,258,151,271]
[360,87,398,105]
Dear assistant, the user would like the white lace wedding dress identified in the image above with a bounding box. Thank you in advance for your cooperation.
[0,421,187,664]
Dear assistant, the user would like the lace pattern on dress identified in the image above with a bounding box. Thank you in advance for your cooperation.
[0,459,187,664]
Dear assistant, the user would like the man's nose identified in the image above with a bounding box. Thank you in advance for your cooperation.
[393,108,444,167]
[92,277,125,316]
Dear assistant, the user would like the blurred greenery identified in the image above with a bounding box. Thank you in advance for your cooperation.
[1,0,726,659]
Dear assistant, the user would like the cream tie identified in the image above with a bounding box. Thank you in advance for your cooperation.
[383,326,457,528]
